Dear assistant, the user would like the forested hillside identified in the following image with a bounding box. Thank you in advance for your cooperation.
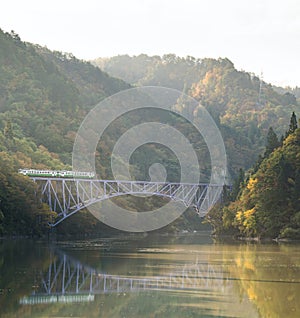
[0,30,206,236]
[0,30,299,237]
[207,114,300,239]
[0,29,130,236]
[94,54,299,174]
[0,30,130,164]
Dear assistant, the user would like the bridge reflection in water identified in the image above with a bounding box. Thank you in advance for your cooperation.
[20,249,232,305]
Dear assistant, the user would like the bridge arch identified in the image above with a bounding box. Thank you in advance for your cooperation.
[31,177,224,227]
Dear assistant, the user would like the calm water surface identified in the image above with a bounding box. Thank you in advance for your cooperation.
[0,233,299,318]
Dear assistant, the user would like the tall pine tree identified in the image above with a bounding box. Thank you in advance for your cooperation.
[264,127,280,157]
[286,112,298,137]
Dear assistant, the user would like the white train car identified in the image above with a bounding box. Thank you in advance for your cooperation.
[18,169,95,179]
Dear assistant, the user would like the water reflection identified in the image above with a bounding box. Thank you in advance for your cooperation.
[1,236,300,318]
[20,248,232,305]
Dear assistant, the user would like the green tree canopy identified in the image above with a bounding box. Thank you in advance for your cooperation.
[264,127,280,157]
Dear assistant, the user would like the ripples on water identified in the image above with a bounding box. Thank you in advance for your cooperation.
[0,233,299,317]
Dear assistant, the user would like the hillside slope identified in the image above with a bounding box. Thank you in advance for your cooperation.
[94,54,300,174]
[0,31,299,236]
[208,121,300,239]
[0,30,130,164]
[0,29,130,235]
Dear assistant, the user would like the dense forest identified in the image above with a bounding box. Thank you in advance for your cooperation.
[94,54,299,173]
[0,29,130,236]
[207,113,300,239]
[0,30,299,237]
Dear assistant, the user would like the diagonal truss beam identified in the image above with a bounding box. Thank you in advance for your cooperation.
[31,177,226,226]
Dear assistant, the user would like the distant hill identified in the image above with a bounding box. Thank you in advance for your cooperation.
[0,29,299,236]
[93,54,300,175]
[93,54,204,90]
[272,85,300,99]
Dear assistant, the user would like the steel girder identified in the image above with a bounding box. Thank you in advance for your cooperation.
[31,177,224,226]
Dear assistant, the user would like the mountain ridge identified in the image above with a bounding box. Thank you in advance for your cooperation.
[0,30,299,236]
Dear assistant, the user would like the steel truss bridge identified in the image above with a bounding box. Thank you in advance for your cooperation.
[20,251,232,305]
[31,177,225,226]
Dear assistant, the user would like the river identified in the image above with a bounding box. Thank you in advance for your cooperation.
[0,233,299,317]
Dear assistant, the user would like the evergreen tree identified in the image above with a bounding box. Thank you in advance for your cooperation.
[286,112,298,137]
[264,127,280,157]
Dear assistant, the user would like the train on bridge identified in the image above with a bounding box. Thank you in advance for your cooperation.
[18,168,95,179]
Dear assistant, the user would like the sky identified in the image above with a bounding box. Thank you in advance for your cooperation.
[0,0,299,87]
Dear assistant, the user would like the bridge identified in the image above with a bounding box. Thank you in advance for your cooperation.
[20,250,231,305]
[31,177,225,227]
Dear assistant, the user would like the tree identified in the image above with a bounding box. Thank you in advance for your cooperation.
[264,127,279,158]
[286,112,297,137]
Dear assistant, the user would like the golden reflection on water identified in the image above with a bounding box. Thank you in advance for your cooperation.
[0,236,299,317]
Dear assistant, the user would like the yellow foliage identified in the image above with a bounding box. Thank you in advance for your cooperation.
[235,257,242,267]
[247,177,257,190]
[236,211,243,223]
[247,285,257,300]
[243,217,254,228]
[244,208,255,219]
[244,260,255,271]
[202,71,213,86]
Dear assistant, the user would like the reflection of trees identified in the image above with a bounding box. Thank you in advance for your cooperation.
[0,241,54,315]
[5,239,299,317]
[217,244,300,318]
[0,239,260,318]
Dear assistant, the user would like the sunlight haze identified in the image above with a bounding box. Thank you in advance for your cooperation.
[0,0,299,87]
